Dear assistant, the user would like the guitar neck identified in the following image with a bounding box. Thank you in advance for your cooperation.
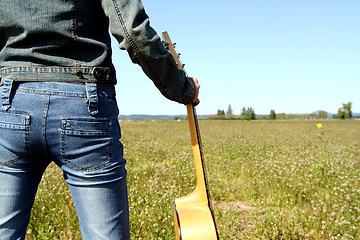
[187,103,211,204]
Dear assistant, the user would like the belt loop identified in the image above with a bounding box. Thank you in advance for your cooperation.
[85,82,98,116]
[2,79,14,111]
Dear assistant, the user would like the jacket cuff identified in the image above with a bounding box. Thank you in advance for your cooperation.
[162,70,196,105]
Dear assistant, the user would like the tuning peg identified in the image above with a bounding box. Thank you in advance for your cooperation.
[177,53,181,58]
[162,41,169,49]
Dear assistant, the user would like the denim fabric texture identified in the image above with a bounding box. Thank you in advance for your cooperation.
[0,0,196,104]
[0,0,196,239]
[0,81,129,239]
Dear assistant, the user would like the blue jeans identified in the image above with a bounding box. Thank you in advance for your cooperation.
[0,80,130,240]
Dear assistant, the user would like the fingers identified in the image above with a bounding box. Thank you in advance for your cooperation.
[190,77,200,105]
[193,98,200,106]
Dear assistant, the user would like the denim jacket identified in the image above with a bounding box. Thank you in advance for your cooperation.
[0,0,195,104]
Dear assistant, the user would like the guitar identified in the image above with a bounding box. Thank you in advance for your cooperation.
[162,31,219,240]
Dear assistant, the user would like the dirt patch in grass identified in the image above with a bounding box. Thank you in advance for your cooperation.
[215,201,256,214]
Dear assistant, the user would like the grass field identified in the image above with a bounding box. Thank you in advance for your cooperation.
[26,120,360,239]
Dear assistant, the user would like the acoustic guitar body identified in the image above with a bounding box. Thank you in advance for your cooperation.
[174,203,218,240]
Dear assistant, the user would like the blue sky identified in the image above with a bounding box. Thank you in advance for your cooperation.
[112,1,359,116]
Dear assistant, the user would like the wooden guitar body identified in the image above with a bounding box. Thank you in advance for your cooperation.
[174,202,217,240]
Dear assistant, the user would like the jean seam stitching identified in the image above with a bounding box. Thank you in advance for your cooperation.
[111,0,161,84]
[17,88,87,98]
[72,0,80,67]
[0,157,22,166]
[25,115,30,157]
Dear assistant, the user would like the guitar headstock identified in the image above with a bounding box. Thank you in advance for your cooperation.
[162,31,185,71]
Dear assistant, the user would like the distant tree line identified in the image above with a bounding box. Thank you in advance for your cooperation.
[210,105,257,120]
[337,102,352,119]
[209,101,355,120]
[212,105,256,120]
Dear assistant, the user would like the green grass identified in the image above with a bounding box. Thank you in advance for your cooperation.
[26,120,360,239]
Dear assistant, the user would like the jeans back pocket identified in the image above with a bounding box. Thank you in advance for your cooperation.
[61,119,113,172]
[0,112,30,166]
